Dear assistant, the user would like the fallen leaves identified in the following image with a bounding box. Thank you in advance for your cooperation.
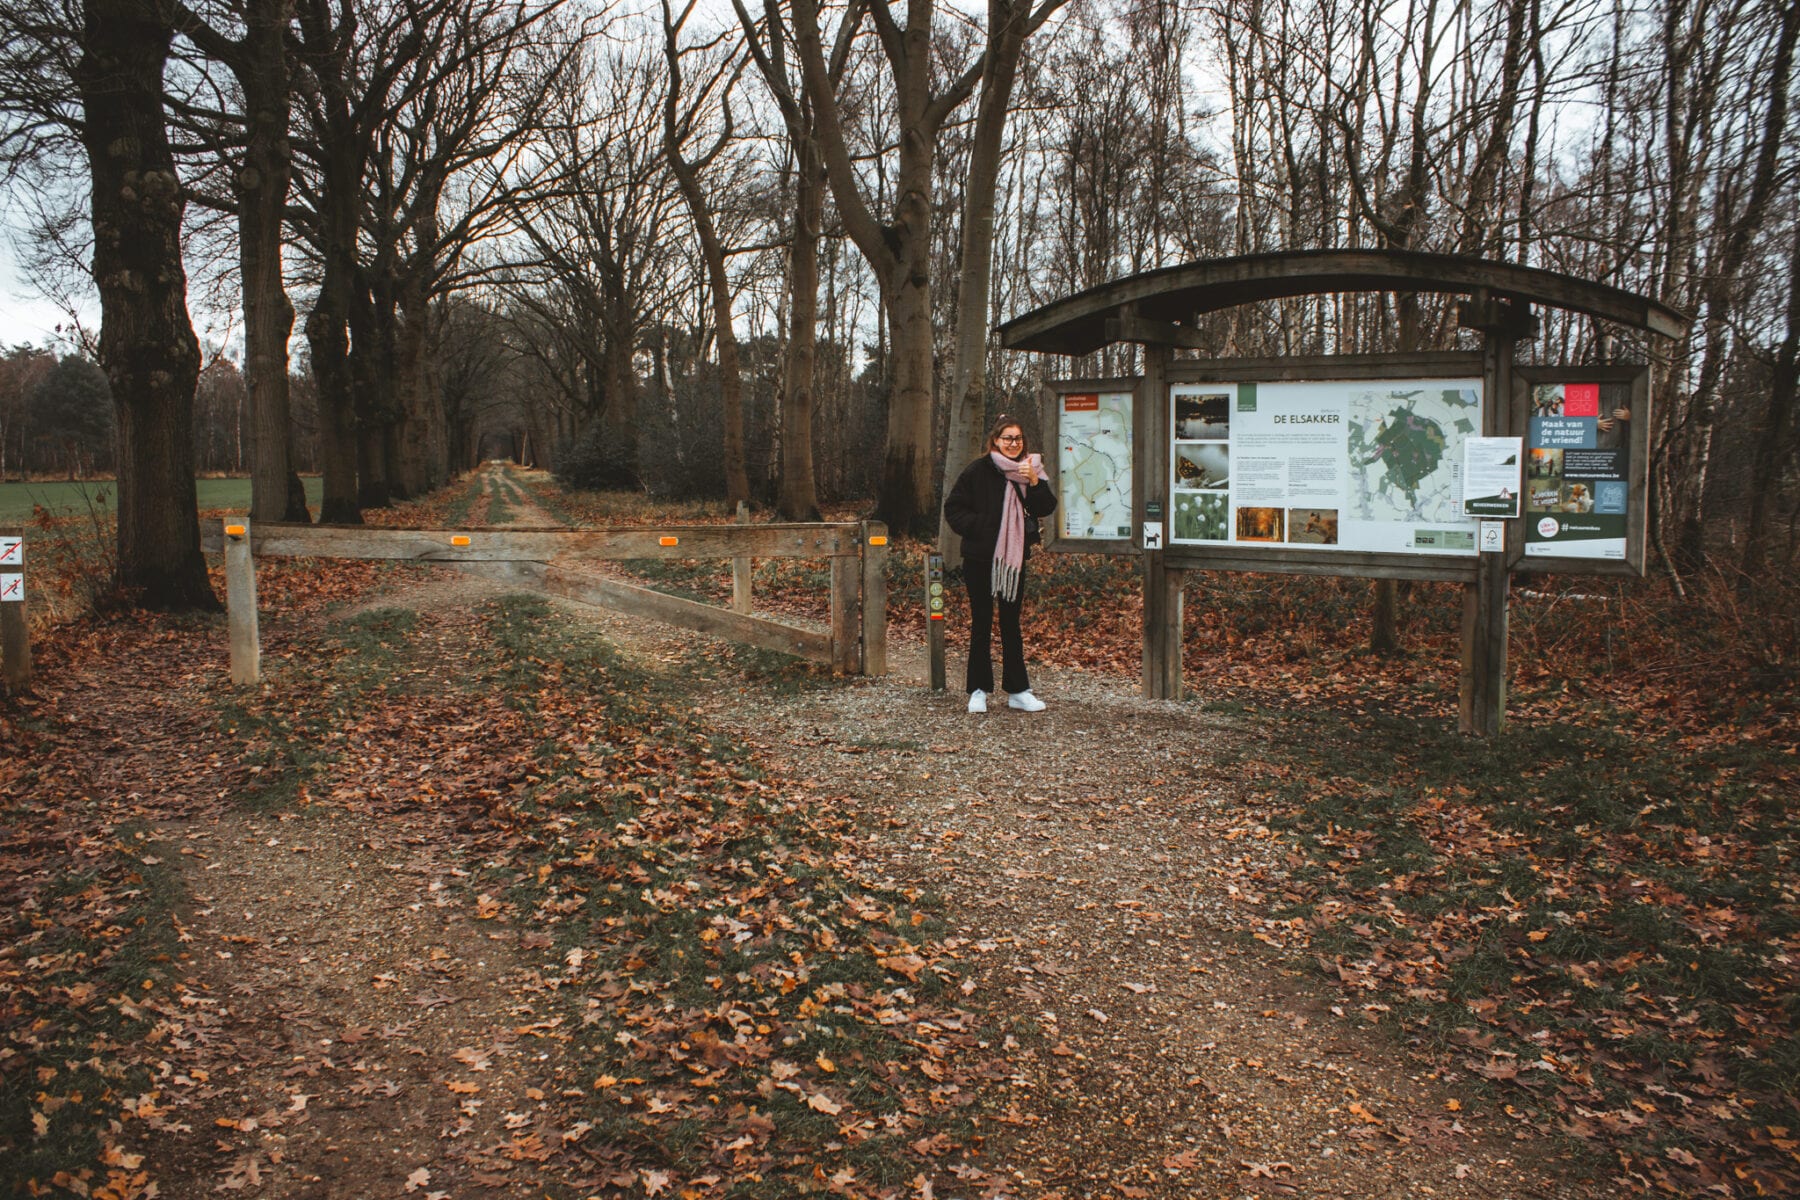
[1242,1160,1295,1178]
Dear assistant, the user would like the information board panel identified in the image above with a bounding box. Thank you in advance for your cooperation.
[1523,382,1628,561]
[1054,387,1134,541]
[1169,376,1484,556]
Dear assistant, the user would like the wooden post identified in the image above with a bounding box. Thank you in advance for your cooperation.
[860,522,888,676]
[1140,343,1177,698]
[732,501,752,614]
[1160,566,1185,700]
[829,547,859,674]
[1458,297,1532,736]
[1,530,29,694]
[224,520,261,686]
[925,552,947,690]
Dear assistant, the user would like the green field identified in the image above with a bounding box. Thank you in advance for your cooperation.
[0,477,324,525]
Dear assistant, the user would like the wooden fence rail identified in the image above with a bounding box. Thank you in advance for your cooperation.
[202,520,889,686]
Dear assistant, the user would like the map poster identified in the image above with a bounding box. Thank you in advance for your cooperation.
[1170,378,1482,556]
[1056,390,1133,540]
[1524,383,1629,560]
[1463,437,1523,517]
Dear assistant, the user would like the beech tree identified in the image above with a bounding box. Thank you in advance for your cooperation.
[731,0,864,520]
[664,0,752,507]
[498,39,688,484]
[170,0,310,524]
[789,0,1065,534]
[0,0,217,607]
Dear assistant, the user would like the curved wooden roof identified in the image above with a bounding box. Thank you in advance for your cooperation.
[997,249,1687,355]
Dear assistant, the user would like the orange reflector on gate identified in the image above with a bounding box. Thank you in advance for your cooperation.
[451,535,472,547]
[868,535,888,546]
[659,536,679,546]
[225,524,246,537]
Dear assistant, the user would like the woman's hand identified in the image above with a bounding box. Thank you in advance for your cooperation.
[1024,457,1038,486]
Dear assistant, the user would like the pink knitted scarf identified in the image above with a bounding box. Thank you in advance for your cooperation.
[989,450,1047,601]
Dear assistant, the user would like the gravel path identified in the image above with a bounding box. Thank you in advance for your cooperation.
[572,601,1603,1199]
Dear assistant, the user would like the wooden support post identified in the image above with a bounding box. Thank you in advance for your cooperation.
[224,520,261,686]
[732,501,752,614]
[860,522,888,676]
[1161,566,1185,699]
[830,549,860,674]
[1140,343,1177,698]
[1,530,29,694]
[925,552,947,691]
[1458,298,1529,736]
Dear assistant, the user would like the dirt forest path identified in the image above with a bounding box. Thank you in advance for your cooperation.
[141,571,594,1200]
[5,479,1601,1200]
[573,614,1597,1200]
[472,460,564,527]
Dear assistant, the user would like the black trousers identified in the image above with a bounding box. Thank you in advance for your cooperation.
[962,557,1029,695]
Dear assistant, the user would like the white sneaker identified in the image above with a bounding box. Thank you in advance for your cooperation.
[968,689,988,713]
[1007,690,1046,712]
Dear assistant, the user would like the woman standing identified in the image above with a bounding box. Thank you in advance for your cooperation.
[943,416,1058,713]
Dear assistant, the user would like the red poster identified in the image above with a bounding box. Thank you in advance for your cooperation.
[1064,393,1098,412]
[1562,382,1600,417]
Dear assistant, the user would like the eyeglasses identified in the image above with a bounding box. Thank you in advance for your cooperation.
[996,435,1024,444]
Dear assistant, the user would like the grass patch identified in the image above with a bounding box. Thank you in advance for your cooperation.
[176,579,987,1193]
[0,825,186,1197]
[0,476,328,525]
[450,595,985,1193]
[1239,700,1799,1185]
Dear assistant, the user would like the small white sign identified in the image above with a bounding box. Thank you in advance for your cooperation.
[0,574,22,602]
[0,537,20,566]
[1142,521,1164,550]
[1479,521,1505,554]
[1463,437,1524,518]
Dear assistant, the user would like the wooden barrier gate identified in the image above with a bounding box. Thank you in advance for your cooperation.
[202,520,889,687]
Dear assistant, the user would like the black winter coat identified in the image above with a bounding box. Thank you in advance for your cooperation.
[943,455,1058,562]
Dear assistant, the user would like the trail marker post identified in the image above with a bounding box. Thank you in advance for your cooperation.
[861,524,888,677]
[732,501,753,614]
[925,553,946,691]
[224,520,261,686]
[1,531,29,693]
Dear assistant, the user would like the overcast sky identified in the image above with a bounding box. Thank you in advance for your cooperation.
[0,238,78,349]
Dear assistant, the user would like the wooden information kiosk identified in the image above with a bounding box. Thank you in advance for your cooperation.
[1000,250,1684,737]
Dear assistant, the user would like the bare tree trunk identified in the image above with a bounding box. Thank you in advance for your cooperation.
[663,0,749,507]
[349,280,392,509]
[733,0,832,519]
[76,0,216,609]
[938,0,1035,559]
[790,0,1061,535]
[778,133,823,520]
[239,1,305,523]
[307,263,360,523]
[389,285,440,499]
[1675,0,1798,570]
[1740,222,1800,582]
